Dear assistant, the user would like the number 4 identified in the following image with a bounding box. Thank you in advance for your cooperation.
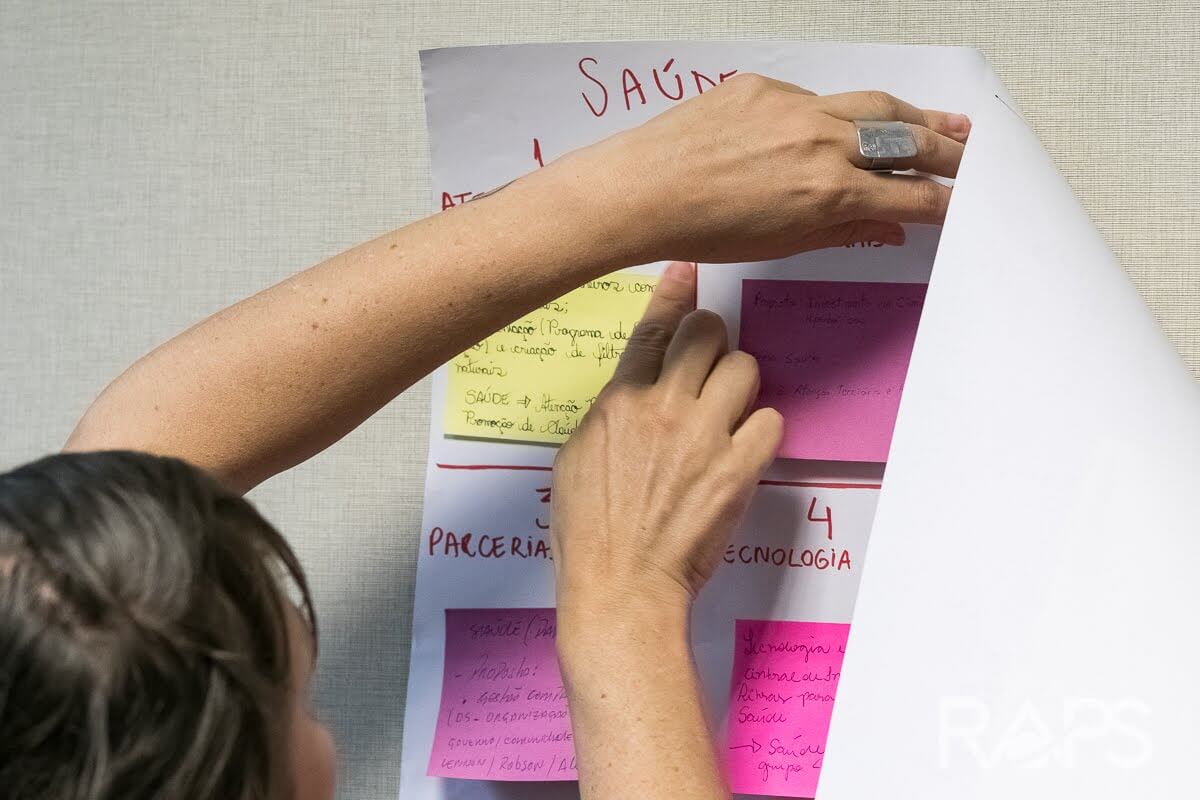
[807,497,833,541]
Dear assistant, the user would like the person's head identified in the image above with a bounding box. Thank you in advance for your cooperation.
[0,450,335,800]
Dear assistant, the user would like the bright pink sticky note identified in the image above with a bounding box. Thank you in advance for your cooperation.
[725,620,850,798]
[427,608,577,781]
[738,279,926,462]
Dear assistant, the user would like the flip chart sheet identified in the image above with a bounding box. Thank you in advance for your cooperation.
[401,40,943,800]
[401,40,1200,800]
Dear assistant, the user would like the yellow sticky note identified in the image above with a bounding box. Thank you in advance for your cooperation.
[444,272,659,444]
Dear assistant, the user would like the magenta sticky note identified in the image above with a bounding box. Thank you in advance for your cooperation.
[738,279,926,462]
[427,608,577,781]
[725,620,850,798]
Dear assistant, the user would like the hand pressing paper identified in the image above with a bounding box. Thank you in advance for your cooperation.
[739,279,927,463]
[726,620,850,798]
[444,272,657,445]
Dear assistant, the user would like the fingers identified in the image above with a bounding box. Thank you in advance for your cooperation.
[840,119,965,179]
[732,407,784,473]
[815,90,971,143]
[849,172,953,224]
[817,90,968,178]
[659,310,729,397]
[611,261,696,385]
[795,220,906,251]
[810,90,965,226]
[700,350,761,431]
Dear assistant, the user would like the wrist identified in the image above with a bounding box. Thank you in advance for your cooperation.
[535,131,667,269]
[555,583,692,672]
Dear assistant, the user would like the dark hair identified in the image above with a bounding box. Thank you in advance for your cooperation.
[0,450,316,800]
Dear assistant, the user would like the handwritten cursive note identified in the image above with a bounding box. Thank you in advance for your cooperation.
[427,608,577,781]
[444,272,658,445]
[738,279,926,463]
[725,619,850,798]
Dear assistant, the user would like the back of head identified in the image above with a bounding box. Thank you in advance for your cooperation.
[0,451,315,800]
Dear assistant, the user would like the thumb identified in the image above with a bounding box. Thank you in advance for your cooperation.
[610,261,696,386]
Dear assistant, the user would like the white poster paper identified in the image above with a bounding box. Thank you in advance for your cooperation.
[401,42,1200,800]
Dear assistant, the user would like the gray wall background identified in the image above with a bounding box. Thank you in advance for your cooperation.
[2,2,1196,798]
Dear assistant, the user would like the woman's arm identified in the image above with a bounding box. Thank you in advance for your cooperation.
[559,600,724,799]
[551,262,779,799]
[65,154,638,492]
[65,76,966,492]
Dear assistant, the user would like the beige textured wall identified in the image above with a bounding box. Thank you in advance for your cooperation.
[1,2,1196,798]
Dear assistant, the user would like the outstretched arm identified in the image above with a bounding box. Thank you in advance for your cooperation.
[65,148,643,492]
[65,78,966,492]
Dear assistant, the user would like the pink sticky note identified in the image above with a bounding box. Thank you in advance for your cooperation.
[428,608,577,781]
[725,620,850,798]
[738,279,926,462]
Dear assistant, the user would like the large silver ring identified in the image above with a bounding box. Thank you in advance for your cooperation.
[854,120,918,172]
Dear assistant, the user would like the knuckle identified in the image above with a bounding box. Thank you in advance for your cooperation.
[683,308,727,342]
[866,90,899,118]
[627,319,674,352]
[605,384,640,411]
[728,72,767,92]
[813,117,848,148]
[592,397,629,432]
[591,384,630,418]
[726,349,760,381]
[645,397,679,434]
[914,124,940,155]
[915,178,946,213]
[593,382,621,406]
[714,457,752,491]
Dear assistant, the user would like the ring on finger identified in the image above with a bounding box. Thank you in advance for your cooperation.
[854,120,918,173]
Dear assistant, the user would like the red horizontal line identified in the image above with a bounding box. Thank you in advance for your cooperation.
[436,464,881,490]
[436,463,553,472]
[758,479,882,490]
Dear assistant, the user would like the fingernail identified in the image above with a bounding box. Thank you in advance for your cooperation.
[947,113,971,136]
[664,260,695,281]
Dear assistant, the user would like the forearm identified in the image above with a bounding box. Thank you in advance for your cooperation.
[64,140,650,491]
[558,599,729,800]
